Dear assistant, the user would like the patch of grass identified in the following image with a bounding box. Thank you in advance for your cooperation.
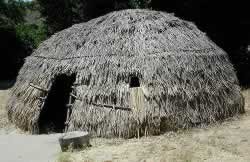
[57,153,73,162]
[0,90,11,129]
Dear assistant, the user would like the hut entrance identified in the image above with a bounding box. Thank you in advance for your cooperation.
[38,74,76,134]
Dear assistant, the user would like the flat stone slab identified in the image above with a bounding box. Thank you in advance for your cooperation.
[59,131,90,152]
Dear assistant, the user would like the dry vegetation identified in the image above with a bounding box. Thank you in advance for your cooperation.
[0,80,21,134]
[1,86,250,161]
[57,152,74,162]
[0,89,11,130]
[58,89,250,162]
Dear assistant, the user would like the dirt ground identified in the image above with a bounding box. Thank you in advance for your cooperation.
[0,89,9,127]
[0,89,15,133]
[1,87,250,162]
[0,87,61,162]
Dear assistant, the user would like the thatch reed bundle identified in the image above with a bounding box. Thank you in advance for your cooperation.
[7,9,244,138]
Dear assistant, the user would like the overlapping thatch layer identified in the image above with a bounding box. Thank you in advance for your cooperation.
[7,9,244,138]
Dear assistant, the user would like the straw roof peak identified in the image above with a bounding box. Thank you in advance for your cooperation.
[32,9,219,60]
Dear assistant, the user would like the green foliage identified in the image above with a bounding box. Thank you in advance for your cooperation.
[0,0,47,79]
[0,0,26,26]
[37,0,73,34]
[15,23,47,49]
[128,0,151,8]
[0,0,48,49]
[37,0,152,34]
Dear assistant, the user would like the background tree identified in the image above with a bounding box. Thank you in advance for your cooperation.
[0,0,47,80]
[128,0,151,8]
[0,0,26,80]
[37,0,72,34]
[0,0,25,26]
[37,0,151,34]
[151,0,250,86]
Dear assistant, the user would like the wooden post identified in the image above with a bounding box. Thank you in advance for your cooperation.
[65,87,75,131]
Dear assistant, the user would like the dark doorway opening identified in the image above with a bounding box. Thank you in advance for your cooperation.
[38,74,76,134]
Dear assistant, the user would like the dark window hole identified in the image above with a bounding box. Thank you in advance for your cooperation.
[130,76,140,88]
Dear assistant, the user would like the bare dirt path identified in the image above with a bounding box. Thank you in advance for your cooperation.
[0,89,61,162]
[0,134,61,162]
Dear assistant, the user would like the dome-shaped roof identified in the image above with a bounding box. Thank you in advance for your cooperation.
[7,9,244,138]
[33,9,223,60]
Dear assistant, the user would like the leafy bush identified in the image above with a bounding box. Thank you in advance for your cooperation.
[0,26,26,79]
[128,0,151,8]
[15,23,47,49]
[0,0,26,26]
[0,0,47,80]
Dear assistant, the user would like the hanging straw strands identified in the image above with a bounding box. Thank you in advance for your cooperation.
[70,93,132,111]
[6,9,244,138]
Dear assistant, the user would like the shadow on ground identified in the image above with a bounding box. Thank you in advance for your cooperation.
[0,80,15,90]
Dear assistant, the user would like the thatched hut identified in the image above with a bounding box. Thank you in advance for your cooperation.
[7,9,244,138]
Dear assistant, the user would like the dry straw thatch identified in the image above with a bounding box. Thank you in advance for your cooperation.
[7,9,245,138]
